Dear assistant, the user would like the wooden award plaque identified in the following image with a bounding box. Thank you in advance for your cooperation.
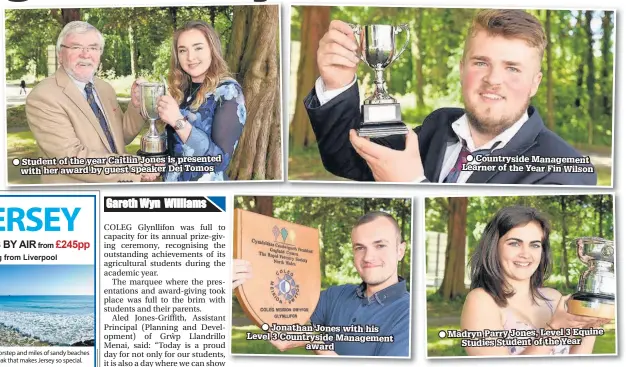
[233,209,321,328]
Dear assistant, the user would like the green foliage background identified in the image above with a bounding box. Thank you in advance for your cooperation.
[231,196,412,355]
[424,194,615,356]
[291,6,615,154]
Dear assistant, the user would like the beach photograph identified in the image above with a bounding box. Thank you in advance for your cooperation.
[0,265,95,347]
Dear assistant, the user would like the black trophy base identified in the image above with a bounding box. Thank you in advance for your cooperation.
[568,292,615,319]
[136,150,168,182]
[357,122,409,138]
[136,150,168,158]
[357,102,408,138]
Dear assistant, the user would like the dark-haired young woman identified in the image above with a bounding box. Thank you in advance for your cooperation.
[460,206,611,356]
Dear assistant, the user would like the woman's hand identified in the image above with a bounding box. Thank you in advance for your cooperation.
[548,295,611,330]
[157,95,184,127]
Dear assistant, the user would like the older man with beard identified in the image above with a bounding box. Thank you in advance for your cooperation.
[304,9,596,185]
[26,21,156,183]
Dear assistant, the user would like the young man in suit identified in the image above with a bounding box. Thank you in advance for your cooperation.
[26,21,156,184]
[304,9,597,185]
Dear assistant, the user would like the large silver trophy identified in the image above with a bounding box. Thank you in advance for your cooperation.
[137,82,167,157]
[567,237,615,319]
[351,24,410,138]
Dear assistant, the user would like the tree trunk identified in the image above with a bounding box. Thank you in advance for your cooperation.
[411,10,425,108]
[399,205,408,279]
[545,10,555,130]
[128,25,137,78]
[226,5,282,180]
[597,195,604,238]
[575,12,584,108]
[415,8,426,108]
[61,9,80,25]
[560,197,571,288]
[362,198,371,216]
[438,197,468,299]
[210,7,217,27]
[253,196,273,216]
[290,6,330,149]
[584,11,595,145]
[169,7,178,31]
[601,11,612,116]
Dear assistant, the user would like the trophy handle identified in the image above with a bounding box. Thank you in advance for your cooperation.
[138,82,148,119]
[574,237,614,265]
[347,23,367,63]
[390,24,410,65]
[575,238,591,265]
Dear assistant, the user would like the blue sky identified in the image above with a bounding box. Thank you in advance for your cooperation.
[0,265,94,295]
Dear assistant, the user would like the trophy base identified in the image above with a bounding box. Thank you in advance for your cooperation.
[568,293,615,319]
[357,122,409,138]
[136,150,168,158]
[136,150,167,182]
[358,103,408,138]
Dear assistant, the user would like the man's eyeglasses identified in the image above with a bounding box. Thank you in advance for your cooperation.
[61,45,101,54]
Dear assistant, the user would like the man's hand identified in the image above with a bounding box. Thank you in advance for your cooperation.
[131,78,147,109]
[232,259,252,289]
[349,129,424,182]
[140,172,160,182]
[318,20,360,90]
[269,337,294,352]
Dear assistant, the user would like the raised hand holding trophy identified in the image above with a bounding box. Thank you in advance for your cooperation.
[568,237,615,319]
[350,24,410,138]
[137,82,167,157]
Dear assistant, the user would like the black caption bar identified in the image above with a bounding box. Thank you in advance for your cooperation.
[103,197,222,213]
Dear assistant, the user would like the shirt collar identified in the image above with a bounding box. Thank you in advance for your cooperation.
[451,112,529,152]
[356,277,407,305]
[66,70,95,92]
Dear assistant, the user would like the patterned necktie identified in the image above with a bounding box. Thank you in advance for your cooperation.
[443,141,471,183]
[85,82,117,153]
[443,140,497,183]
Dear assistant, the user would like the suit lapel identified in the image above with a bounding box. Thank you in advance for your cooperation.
[94,79,124,153]
[466,107,544,184]
[424,111,462,182]
[424,127,449,181]
[56,67,114,153]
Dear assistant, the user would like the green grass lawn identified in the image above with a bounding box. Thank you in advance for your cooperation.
[6,129,144,184]
[231,325,313,355]
[288,145,346,181]
[6,101,145,184]
[231,298,313,355]
[428,324,616,357]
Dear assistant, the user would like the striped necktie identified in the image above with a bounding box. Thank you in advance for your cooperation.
[85,82,117,153]
[443,140,498,183]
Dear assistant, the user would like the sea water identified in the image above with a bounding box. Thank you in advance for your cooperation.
[0,295,94,345]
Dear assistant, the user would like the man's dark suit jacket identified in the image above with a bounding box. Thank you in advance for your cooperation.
[304,83,597,185]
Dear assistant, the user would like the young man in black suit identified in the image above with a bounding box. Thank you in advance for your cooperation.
[304,9,597,185]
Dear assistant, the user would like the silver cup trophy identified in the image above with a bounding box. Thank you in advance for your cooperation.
[567,237,615,319]
[350,24,410,138]
[137,82,167,157]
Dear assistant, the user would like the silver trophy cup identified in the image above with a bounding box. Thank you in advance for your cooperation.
[568,237,615,319]
[351,24,410,138]
[138,82,167,156]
